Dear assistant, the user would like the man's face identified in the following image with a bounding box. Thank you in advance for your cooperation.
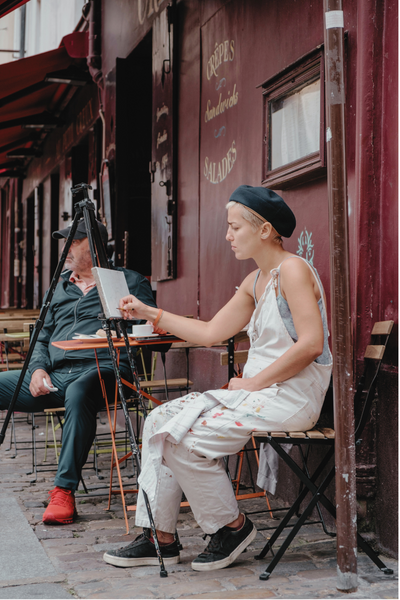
[64,237,93,273]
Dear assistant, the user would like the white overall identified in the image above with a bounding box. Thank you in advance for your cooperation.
[136,257,332,534]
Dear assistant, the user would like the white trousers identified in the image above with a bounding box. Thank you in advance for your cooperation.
[135,383,321,534]
[135,393,241,534]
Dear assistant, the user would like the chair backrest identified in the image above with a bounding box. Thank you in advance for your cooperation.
[353,320,394,442]
[220,349,248,367]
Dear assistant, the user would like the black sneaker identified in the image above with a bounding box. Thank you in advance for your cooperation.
[103,529,180,567]
[191,515,256,571]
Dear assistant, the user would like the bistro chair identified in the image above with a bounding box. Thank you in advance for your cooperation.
[0,327,30,458]
[252,320,394,580]
[140,346,193,401]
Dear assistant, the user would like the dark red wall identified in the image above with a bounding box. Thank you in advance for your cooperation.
[7,0,395,554]
[103,0,398,554]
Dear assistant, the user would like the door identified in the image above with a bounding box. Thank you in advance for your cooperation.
[151,2,176,281]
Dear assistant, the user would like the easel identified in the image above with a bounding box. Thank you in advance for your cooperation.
[0,183,169,578]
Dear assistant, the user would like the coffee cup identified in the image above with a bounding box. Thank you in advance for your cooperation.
[131,324,154,337]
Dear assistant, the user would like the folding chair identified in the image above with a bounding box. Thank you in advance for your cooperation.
[253,320,394,580]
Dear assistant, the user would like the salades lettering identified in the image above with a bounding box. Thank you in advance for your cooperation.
[206,40,235,80]
[156,104,169,122]
[157,129,168,149]
[161,153,169,170]
[204,141,236,184]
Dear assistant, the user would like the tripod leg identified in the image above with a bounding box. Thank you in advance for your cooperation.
[0,211,82,447]
[102,319,168,577]
[119,321,148,419]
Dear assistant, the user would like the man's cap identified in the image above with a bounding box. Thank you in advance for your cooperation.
[229,185,296,237]
[52,218,108,245]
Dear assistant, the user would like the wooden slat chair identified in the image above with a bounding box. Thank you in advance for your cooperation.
[0,328,27,457]
[252,320,394,580]
[43,407,65,463]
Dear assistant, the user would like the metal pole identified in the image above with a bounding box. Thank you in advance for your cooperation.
[19,4,26,59]
[323,0,358,592]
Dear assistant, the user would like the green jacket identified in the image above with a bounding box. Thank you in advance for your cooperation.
[29,267,156,375]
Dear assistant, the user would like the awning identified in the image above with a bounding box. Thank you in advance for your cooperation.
[0,32,89,176]
[0,0,29,19]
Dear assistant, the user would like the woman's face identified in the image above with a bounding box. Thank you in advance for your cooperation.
[226,204,262,260]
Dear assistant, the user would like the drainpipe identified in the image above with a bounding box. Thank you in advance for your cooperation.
[86,0,107,223]
[87,0,103,90]
[87,0,105,159]
[323,0,358,593]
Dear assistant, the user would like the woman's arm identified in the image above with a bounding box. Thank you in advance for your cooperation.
[119,271,257,347]
[229,258,324,391]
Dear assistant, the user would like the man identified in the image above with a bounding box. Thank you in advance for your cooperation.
[0,218,156,525]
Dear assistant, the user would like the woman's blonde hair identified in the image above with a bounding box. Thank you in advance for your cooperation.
[226,200,283,244]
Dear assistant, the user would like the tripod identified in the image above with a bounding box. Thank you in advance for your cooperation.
[0,183,169,577]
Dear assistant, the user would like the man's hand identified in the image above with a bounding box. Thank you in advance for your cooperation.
[30,369,53,397]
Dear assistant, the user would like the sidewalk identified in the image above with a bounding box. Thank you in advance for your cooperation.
[0,411,397,600]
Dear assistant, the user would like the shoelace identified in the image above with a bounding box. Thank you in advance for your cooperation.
[202,528,227,554]
[48,488,74,507]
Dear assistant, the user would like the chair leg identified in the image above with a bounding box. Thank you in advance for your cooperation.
[44,414,49,462]
[259,476,331,580]
[160,352,169,401]
[257,440,394,579]
[92,436,104,479]
[310,480,395,575]
[28,413,37,483]
[79,476,88,494]
[356,533,394,574]
[256,444,335,561]
[244,442,256,493]
[11,412,17,457]
[5,412,17,458]
[298,445,335,537]
[314,481,394,574]
[50,414,59,463]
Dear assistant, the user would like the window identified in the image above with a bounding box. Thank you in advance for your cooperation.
[260,48,325,189]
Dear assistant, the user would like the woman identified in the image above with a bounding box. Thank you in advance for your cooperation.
[103,185,332,572]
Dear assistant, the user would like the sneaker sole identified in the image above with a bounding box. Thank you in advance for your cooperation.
[43,517,75,525]
[43,510,77,525]
[191,524,257,572]
[103,552,180,568]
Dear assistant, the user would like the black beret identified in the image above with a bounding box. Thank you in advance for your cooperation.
[229,185,296,237]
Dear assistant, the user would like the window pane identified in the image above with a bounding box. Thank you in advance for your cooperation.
[270,78,320,170]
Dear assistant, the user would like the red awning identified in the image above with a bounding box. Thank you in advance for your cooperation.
[0,32,89,175]
[0,0,29,18]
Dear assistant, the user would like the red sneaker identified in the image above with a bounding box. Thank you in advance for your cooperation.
[42,487,77,525]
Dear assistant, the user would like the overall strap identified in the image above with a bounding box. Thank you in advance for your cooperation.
[273,256,327,313]
[253,269,261,307]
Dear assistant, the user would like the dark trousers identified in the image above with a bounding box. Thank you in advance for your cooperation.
[0,361,128,491]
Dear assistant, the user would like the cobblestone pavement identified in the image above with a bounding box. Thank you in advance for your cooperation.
[0,411,397,599]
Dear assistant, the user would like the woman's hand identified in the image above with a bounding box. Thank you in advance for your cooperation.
[118,294,151,320]
[148,321,167,335]
[228,376,259,392]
